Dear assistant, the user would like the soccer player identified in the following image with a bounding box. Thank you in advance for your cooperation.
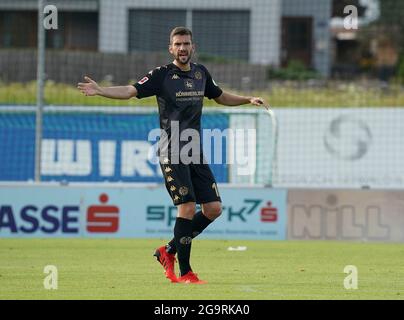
[78,26,266,284]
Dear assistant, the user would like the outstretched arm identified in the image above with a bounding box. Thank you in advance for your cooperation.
[77,76,137,99]
[214,91,266,107]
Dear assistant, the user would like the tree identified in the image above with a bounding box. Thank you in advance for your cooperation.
[376,0,404,53]
[375,0,404,82]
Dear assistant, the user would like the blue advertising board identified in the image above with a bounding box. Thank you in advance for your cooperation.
[0,112,229,182]
[0,185,287,240]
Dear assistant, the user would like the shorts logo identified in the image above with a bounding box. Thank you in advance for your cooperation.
[180,236,192,245]
[170,186,176,192]
[172,74,180,80]
[179,186,189,196]
[138,76,149,85]
[194,71,202,80]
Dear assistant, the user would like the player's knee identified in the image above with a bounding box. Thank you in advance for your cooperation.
[207,203,222,220]
[178,202,196,219]
[214,204,222,219]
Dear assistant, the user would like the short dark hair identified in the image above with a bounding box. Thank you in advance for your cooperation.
[169,26,193,43]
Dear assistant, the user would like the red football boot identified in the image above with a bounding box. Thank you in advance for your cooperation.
[153,246,178,283]
[177,271,207,284]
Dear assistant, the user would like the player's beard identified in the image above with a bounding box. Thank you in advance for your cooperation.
[175,51,192,66]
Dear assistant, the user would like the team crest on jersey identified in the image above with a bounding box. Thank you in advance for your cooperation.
[172,74,180,79]
[184,79,194,89]
[194,71,202,80]
[138,76,149,85]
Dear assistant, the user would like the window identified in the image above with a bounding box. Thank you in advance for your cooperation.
[193,10,250,61]
[0,11,98,50]
[128,9,186,52]
[0,11,37,48]
[51,12,98,50]
[281,17,313,67]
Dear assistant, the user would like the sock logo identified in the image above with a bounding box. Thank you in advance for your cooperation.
[179,236,192,245]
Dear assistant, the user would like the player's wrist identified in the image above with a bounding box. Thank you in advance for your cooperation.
[96,86,104,96]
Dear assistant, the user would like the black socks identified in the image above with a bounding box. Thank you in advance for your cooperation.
[191,211,213,238]
[166,211,213,255]
[174,217,193,276]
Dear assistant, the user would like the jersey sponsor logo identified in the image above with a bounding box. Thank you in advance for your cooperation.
[138,76,149,85]
[175,90,204,97]
[172,74,180,80]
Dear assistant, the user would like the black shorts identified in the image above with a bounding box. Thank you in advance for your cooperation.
[160,157,222,206]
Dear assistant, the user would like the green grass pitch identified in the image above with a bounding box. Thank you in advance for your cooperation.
[0,239,403,300]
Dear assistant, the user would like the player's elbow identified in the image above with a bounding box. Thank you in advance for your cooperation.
[127,85,137,99]
[214,93,227,106]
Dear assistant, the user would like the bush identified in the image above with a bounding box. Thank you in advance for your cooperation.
[267,60,320,81]
[396,54,404,84]
[197,53,243,64]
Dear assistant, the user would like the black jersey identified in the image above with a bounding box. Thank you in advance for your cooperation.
[134,63,222,159]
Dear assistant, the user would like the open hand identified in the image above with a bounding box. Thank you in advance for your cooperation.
[250,97,267,107]
[77,76,100,96]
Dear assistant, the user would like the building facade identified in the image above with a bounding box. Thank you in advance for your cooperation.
[0,0,332,76]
